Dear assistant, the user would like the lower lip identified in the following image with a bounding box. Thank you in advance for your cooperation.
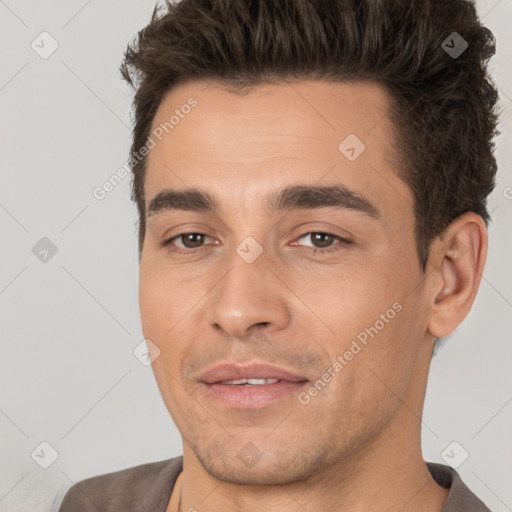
[202,381,308,408]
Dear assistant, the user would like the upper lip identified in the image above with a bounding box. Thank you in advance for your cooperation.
[199,362,309,384]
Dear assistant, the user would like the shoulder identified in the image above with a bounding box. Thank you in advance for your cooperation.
[58,455,183,512]
[426,461,492,512]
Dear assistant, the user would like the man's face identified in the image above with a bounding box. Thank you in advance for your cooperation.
[139,79,432,485]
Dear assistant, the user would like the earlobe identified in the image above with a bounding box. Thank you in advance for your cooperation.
[427,213,487,338]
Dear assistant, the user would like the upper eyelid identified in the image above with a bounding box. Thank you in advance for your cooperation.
[296,231,350,242]
[290,233,351,251]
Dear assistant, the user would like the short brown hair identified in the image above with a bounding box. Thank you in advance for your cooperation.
[120,0,499,269]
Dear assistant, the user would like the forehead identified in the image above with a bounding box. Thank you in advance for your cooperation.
[149,79,393,158]
[144,79,412,219]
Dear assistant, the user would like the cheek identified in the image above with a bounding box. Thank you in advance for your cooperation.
[138,256,185,336]
[287,259,403,338]
[138,270,164,338]
[314,303,419,439]
[302,255,422,392]
[138,264,191,418]
[138,260,200,375]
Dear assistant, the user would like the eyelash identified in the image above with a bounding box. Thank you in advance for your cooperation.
[162,231,352,256]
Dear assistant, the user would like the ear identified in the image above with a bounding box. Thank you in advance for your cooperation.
[426,212,488,338]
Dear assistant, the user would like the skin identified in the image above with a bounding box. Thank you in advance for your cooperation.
[138,79,487,512]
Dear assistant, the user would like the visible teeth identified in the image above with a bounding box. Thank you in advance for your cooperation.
[247,378,280,385]
[221,378,280,385]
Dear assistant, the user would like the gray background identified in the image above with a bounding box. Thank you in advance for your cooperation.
[0,1,511,511]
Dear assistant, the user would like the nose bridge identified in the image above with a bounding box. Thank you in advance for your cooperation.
[208,238,290,336]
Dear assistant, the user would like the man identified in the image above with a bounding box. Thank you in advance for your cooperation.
[59,0,499,510]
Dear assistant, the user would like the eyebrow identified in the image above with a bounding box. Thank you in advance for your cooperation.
[146,184,380,219]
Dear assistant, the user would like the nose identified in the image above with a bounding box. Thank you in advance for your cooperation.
[208,243,291,338]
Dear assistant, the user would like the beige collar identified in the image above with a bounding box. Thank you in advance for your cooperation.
[166,470,183,512]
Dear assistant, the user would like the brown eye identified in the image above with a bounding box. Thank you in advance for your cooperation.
[163,232,211,250]
[307,232,336,248]
[179,233,206,248]
[295,232,351,249]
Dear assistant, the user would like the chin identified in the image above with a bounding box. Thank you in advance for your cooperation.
[193,442,333,486]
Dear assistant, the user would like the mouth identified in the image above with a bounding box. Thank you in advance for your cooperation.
[199,363,309,408]
[218,378,288,385]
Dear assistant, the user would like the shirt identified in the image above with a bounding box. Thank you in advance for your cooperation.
[167,471,182,512]
[57,456,492,511]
